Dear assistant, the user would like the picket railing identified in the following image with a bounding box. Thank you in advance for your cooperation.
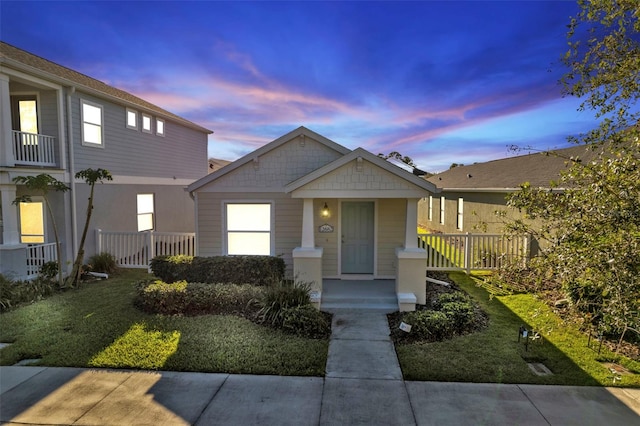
[95,229,196,270]
[26,242,58,279]
[13,131,57,167]
[419,232,530,273]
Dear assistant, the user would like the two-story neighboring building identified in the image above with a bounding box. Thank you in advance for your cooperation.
[0,42,212,279]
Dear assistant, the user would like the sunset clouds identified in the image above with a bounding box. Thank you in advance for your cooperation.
[2,1,596,172]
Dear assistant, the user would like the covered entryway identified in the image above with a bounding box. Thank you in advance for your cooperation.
[341,201,374,274]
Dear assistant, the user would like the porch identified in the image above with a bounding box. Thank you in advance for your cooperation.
[12,131,58,167]
[321,279,397,312]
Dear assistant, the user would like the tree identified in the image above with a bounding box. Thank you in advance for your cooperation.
[502,0,640,342]
[12,174,70,287]
[65,168,112,288]
[378,151,431,176]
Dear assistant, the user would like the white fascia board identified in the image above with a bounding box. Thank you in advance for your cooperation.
[290,189,427,199]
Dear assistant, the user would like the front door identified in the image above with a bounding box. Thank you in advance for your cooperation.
[341,201,374,274]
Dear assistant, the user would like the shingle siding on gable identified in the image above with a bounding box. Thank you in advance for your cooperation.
[298,160,416,191]
[199,135,343,191]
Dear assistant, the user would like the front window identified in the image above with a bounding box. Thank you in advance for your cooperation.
[142,114,152,133]
[126,108,138,130]
[156,118,165,136]
[137,193,155,232]
[225,203,272,255]
[439,196,445,225]
[81,100,103,146]
[428,195,433,221]
[19,201,45,243]
[457,198,464,230]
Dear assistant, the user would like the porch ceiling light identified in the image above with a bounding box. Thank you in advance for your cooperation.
[321,202,330,218]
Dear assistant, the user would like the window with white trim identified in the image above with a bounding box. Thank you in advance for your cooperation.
[156,118,165,136]
[137,193,155,232]
[225,203,272,255]
[142,113,152,133]
[457,198,464,230]
[126,108,138,130]
[81,99,103,146]
[439,196,445,225]
[428,195,433,221]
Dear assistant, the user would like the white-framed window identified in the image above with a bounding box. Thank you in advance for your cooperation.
[457,198,464,230]
[142,113,152,133]
[19,200,45,243]
[137,193,155,232]
[428,195,433,221]
[225,203,273,255]
[81,99,103,146]
[156,118,165,136]
[126,108,138,130]
[439,196,445,225]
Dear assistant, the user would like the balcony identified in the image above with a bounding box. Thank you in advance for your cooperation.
[12,131,58,167]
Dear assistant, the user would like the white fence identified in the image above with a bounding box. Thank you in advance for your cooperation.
[95,229,196,270]
[26,242,58,279]
[419,233,530,273]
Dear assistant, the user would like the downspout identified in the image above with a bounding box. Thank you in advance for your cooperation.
[66,86,78,259]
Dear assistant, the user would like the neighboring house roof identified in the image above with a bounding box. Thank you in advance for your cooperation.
[0,41,212,134]
[285,147,438,195]
[188,126,351,192]
[208,158,231,173]
[427,144,602,192]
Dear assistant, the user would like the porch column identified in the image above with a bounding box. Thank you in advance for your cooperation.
[293,198,323,308]
[0,74,14,167]
[1,185,20,244]
[396,198,426,311]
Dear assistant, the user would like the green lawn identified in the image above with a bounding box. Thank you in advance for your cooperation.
[0,269,328,376]
[396,272,640,387]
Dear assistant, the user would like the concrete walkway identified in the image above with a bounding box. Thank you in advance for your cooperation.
[2,306,639,425]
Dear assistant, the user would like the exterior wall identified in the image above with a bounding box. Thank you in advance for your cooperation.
[314,198,338,277]
[419,191,511,234]
[201,135,343,191]
[70,91,208,180]
[378,199,405,276]
[195,191,303,277]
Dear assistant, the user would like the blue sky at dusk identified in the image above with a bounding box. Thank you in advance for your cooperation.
[1,1,595,172]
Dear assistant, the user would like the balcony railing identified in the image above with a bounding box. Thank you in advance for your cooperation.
[12,131,57,167]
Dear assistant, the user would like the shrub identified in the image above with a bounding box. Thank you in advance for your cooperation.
[150,255,285,286]
[0,274,59,312]
[87,252,118,274]
[39,261,59,280]
[134,279,264,316]
[403,310,453,341]
[257,281,311,326]
[281,305,330,338]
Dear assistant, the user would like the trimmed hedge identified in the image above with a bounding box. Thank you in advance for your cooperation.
[150,255,285,286]
[134,279,264,316]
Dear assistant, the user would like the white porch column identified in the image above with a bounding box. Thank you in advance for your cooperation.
[1,185,20,245]
[293,198,323,308]
[396,197,426,311]
[0,74,14,167]
[301,198,315,248]
[404,198,419,249]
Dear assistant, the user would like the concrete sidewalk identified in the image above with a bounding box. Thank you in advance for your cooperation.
[1,366,639,425]
[2,308,639,425]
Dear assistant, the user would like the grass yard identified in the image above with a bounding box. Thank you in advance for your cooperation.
[0,269,328,376]
[396,272,640,387]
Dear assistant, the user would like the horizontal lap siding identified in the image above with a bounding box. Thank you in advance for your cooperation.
[315,199,338,277]
[378,199,405,276]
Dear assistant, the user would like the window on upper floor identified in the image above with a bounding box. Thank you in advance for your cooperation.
[81,99,103,146]
[428,195,433,221]
[126,108,138,130]
[225,203,272,255]
[156,118,165,136]
[142,113,152,133]
[439,196,445,225]
[137,193,155,232]
[457,198,464,230]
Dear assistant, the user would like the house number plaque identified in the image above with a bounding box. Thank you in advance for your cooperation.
[319,223,334,233]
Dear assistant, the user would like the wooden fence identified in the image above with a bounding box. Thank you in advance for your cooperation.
[418,232,530,273]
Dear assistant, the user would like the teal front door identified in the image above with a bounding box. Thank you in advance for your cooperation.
[341,201,374,274]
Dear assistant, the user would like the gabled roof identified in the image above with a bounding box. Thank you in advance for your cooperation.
[0,41,212,134]
[285,147,438,194]
[188,126,351,192]
[427,144,602,192]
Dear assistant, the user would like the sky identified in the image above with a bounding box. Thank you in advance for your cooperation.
[1,0,596,172]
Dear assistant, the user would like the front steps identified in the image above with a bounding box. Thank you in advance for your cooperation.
[320,279,398,312]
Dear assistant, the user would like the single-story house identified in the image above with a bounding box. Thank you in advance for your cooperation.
[187,127,438,311]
